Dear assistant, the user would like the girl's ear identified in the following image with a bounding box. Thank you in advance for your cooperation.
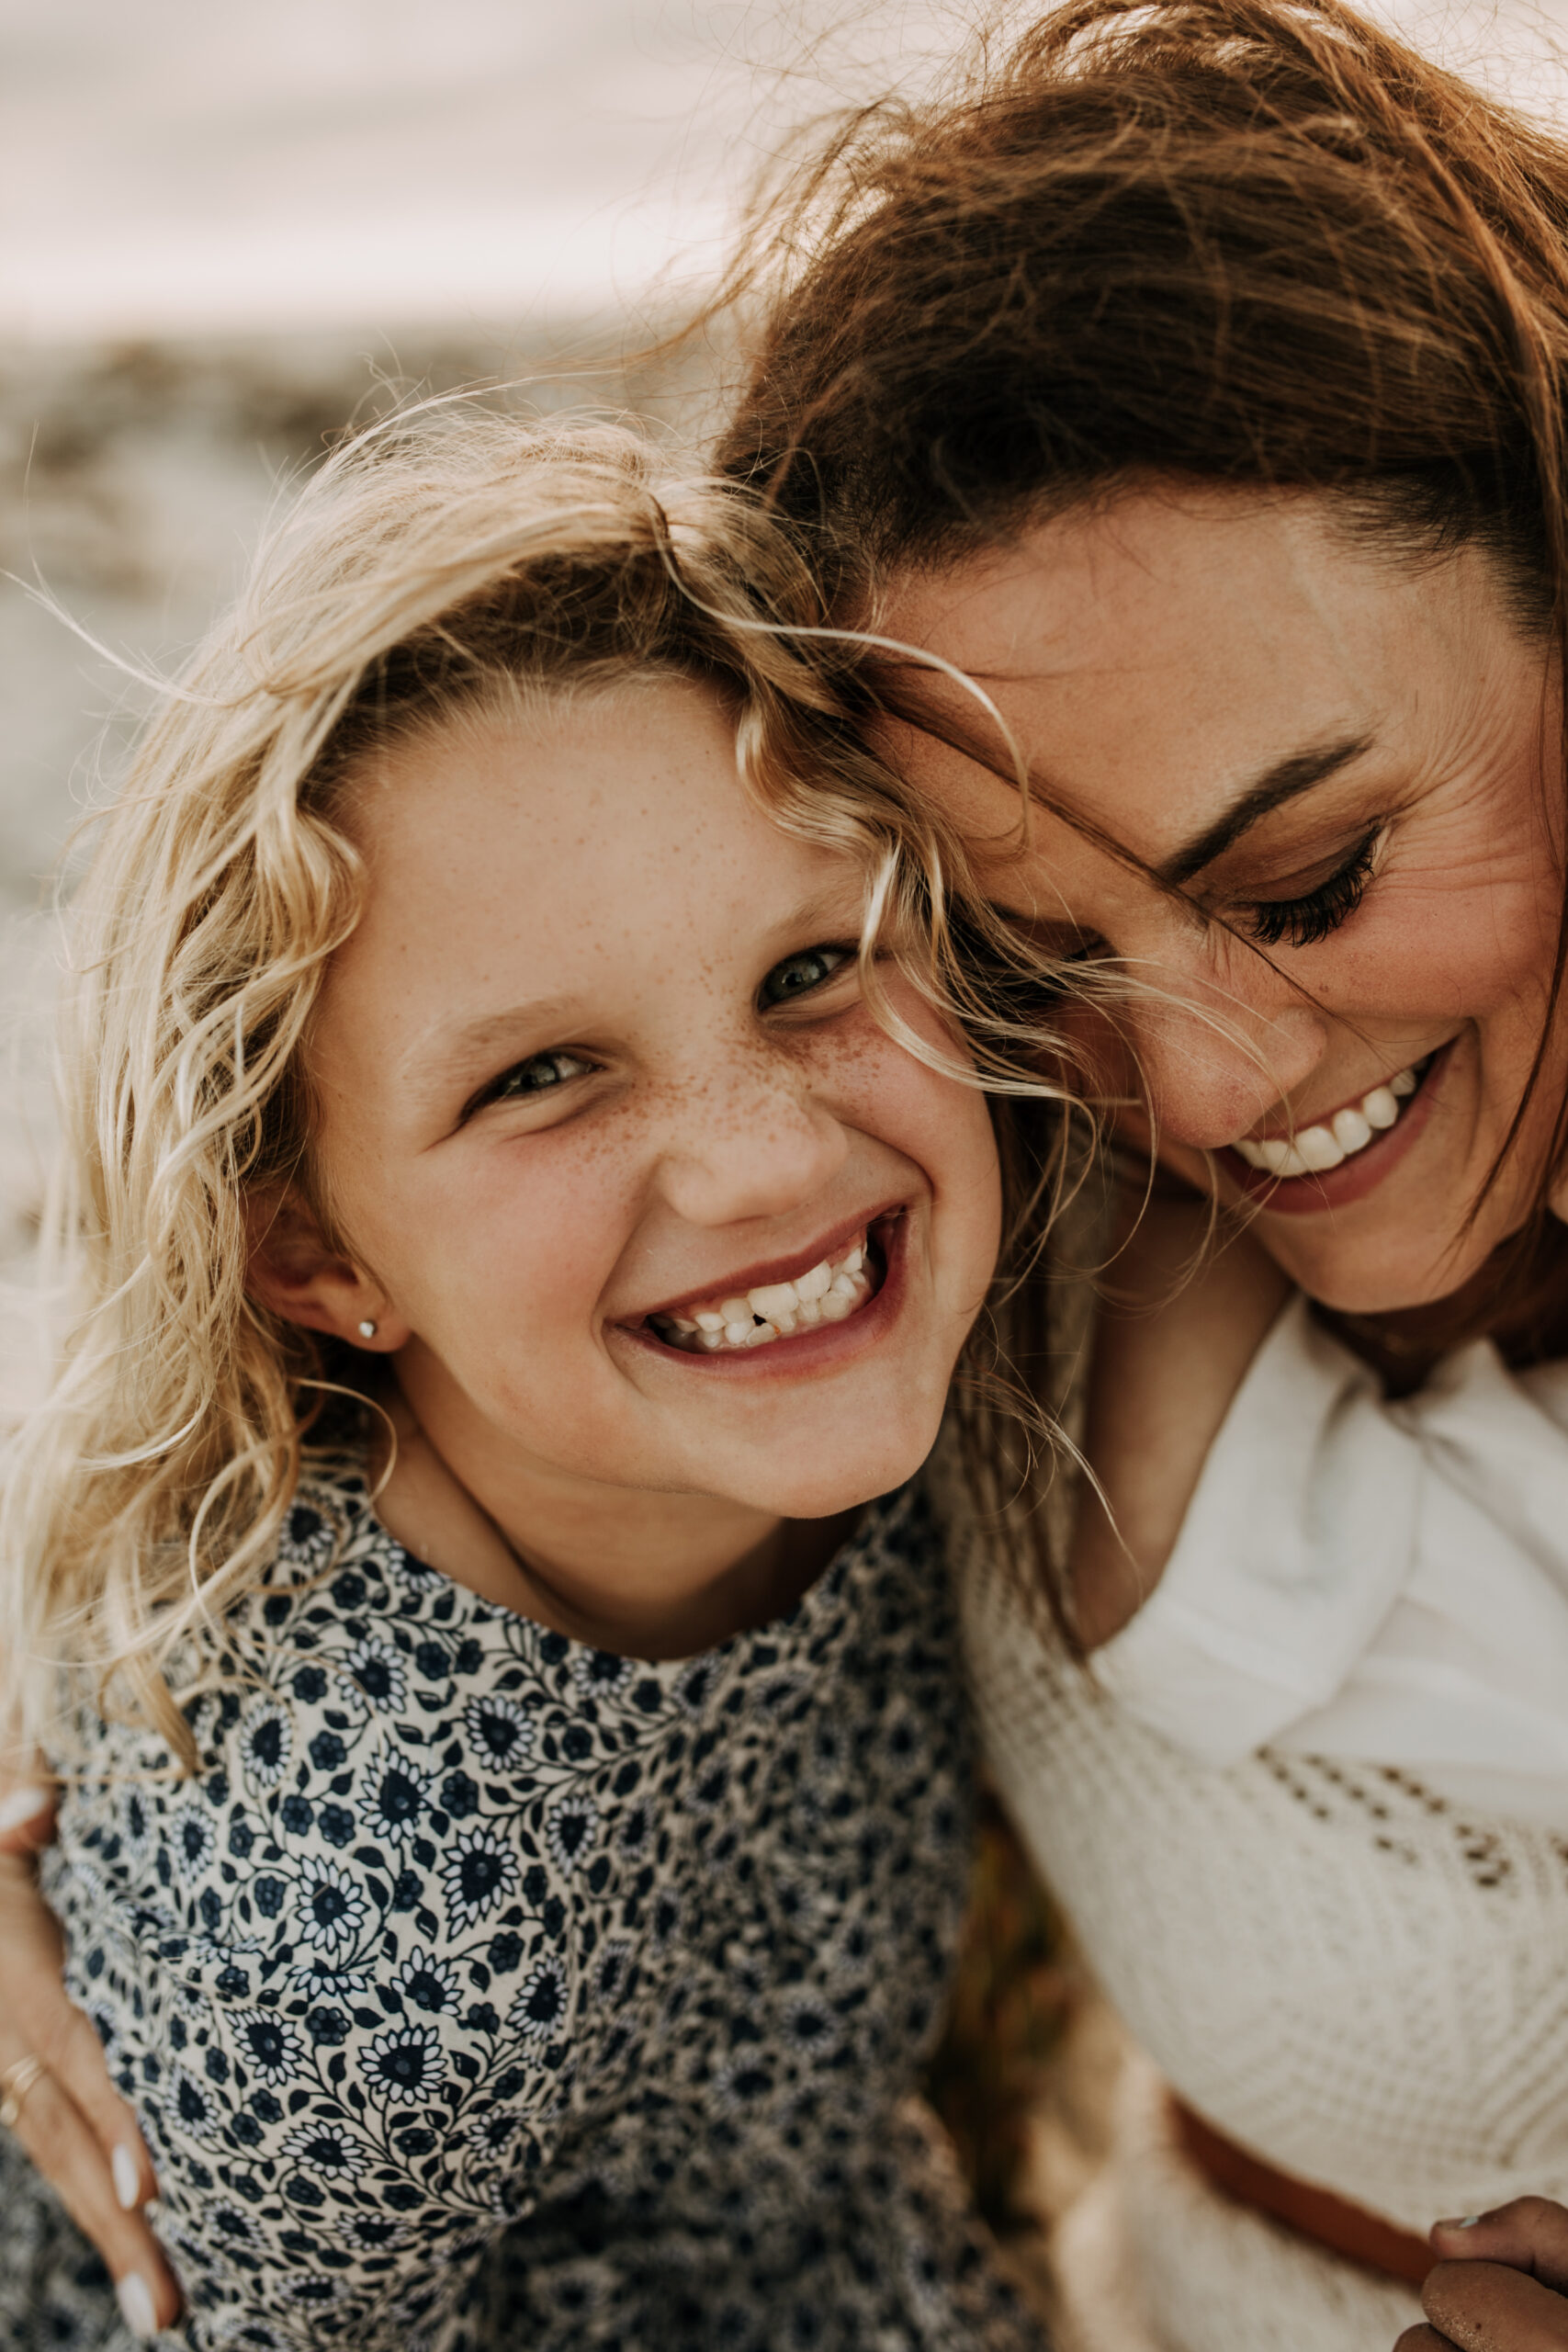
[244,1190,410,1352]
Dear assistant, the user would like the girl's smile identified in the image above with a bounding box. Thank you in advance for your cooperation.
[633,1209,893,1358]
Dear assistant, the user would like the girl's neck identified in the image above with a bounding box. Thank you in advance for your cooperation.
[369,1381,856,1659]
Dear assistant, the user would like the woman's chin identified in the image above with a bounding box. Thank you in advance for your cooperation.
[1254,1219,1506,1318]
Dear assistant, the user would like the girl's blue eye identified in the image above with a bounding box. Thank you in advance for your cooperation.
[758,944,854,1010]
[491,1050,593,1103]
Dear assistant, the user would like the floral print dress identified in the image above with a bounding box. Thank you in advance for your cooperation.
[0,1462,1044,2352]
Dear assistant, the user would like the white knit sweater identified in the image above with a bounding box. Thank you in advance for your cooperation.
[953,1483,1568,2352]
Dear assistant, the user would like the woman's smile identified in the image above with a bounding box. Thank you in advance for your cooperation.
[1217,1048,1441,1214]
[1230,1057,1420,1175]
[884,484,1568,1312]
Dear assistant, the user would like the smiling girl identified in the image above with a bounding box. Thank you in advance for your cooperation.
[0,412,1051,2352]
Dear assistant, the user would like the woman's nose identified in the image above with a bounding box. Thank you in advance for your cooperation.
[1123,986,1330,1148]
[656,1059,851,1228]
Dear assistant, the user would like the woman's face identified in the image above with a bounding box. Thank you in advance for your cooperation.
[883,485,1566,1312]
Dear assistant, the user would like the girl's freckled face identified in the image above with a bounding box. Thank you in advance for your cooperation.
[307,677,1001,1521]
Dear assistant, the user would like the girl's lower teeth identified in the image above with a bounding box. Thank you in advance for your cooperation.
[650,1239,875,1354]
[1235,1059,1426,1179]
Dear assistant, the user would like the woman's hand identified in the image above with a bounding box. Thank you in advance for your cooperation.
[1396,2202,1568,2351]
[0,1778,182,2338]
[1072,1185,1292,1647]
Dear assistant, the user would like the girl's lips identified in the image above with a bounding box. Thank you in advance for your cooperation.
[1216,1040,1456,1216]
[634,1206,892,1324]
[618,1212,908,1377]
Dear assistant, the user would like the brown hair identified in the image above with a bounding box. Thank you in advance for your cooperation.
[714,0,1568,1363]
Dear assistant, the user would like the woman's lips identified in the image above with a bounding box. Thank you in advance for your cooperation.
[1217,1042,1455,1215]
[1231,1064,1419,1177]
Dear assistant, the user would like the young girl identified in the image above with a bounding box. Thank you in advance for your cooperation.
[0,410,1053,2351]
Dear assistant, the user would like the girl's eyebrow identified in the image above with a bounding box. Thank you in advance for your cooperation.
[1155,734,1374,888]
[444,1002,580,1053]
[401,1000,586,1091]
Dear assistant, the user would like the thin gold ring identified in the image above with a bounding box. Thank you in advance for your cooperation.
[0,2053,46,2131]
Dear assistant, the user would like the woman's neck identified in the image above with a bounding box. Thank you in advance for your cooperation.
[1325,1214,1568,1394]
[367,1382,855,1659]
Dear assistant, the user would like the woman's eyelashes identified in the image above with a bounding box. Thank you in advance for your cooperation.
[1237,829,1382,950]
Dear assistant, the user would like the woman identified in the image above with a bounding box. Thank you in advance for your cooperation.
[711,2,1568,2348]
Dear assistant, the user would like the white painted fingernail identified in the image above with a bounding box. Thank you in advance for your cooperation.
[0,1785,50,1835]
[112,2143,141,2211]
[116,2272,158,2338]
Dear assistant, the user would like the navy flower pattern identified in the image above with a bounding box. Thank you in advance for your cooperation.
[0,1465,1043,2352]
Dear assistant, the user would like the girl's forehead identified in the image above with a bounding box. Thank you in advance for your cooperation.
[344,678,750,866]
[321,677,861,1027]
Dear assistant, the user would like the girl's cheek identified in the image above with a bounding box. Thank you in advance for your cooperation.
[400,1142,632,1327]
[812,1023,966,1143]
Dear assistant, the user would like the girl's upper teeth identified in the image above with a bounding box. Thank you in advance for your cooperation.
[652,1237,873,1352]
[1234,1066,1419,1178]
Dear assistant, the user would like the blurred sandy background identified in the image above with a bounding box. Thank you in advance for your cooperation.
[3,0,1568,2272]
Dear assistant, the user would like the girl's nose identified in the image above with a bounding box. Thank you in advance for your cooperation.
[656,1062,851,1228]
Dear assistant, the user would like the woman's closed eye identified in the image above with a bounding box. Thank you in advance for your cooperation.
[757,942,858,1011]
[1235,828,1382,951]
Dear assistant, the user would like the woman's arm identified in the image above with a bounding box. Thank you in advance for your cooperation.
[0,1774,181,2338]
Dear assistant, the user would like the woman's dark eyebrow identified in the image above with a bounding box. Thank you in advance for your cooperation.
[1154,734,1374,888]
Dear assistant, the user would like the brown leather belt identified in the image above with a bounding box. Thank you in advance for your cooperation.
[1173,2098,1435,2287]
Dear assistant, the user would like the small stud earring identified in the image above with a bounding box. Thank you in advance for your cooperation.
[356,1319,378,1340]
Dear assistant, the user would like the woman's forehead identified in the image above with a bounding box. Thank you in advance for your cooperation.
[890,488,1388,658]
[880,490,1497,846]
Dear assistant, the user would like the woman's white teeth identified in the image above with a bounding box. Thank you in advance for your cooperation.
[652,1237,874,1354]
[1234,1064,1424,1178]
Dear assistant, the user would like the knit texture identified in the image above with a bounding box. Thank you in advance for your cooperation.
[1051,2057,1421,2352]
[953,1492,1568,2346]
